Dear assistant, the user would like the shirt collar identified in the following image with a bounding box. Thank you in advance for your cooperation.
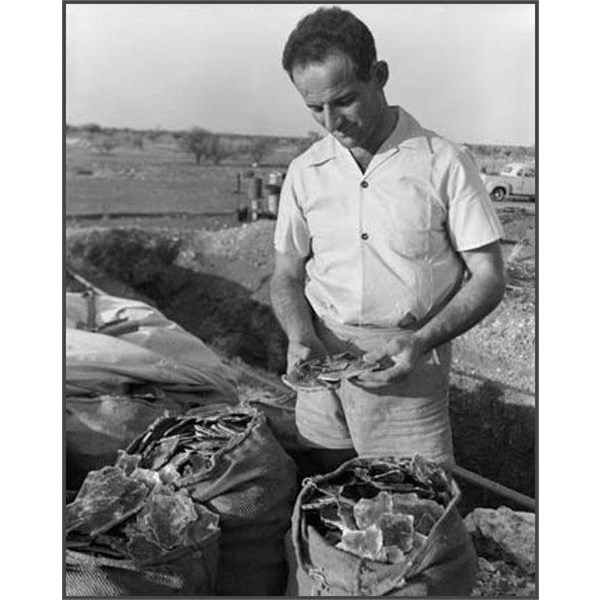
[304,135,338,166]
[376,106,426,154]
[305,106,426,167]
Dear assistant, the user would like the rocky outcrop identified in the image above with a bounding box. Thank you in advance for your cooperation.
[471,557,536,597]
[465,506,535,575]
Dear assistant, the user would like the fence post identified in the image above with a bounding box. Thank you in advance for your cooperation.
[248,176,262,221]
[265,185,280,218]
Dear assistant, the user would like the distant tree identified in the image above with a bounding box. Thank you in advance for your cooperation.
[248,137,274,165]
[83,123,102,134]
[131,133,144,150]
[225,136,249,161]
[145,126,164,142]
[207,135,235,165]
[179,127,213,164]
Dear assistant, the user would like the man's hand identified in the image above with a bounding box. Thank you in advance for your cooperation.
[271,250,329,381]
[286,336,328,380]
[355,331,426,388]
[356,241,505,390]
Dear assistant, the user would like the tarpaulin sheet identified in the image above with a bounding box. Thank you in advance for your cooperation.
[66,291,237,399]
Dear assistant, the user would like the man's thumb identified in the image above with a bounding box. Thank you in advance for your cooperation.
[362,348,385,363]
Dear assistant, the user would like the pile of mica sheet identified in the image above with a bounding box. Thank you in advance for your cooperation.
[125,412,253,479]
[300,455,452,564]
[282,352,390,389]
[65,412,254,565]
[65,465,218,565]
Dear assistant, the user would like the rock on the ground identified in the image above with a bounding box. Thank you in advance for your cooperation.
[465,506,535,575]
[471,557,536,597]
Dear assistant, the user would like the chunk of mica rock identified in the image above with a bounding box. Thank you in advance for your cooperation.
[133,488,198,549]
[353,492,393,529]
[337,524,383,560]
[379,513,415,552]
[66,466,149,536]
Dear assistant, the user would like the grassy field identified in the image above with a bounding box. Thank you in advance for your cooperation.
[66,128,303,217]
[66,128,534,218]
[67,147,264,217]
[65,130,535,393]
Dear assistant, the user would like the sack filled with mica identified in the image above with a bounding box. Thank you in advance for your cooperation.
[65,288,239,491]
[123,405,298,596]
[288,455,478,596]
[65,462,220,596]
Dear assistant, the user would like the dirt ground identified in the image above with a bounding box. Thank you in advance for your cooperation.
[65,136,536,597]
[68,204,535,394]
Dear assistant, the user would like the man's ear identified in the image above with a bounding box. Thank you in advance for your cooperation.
[371,61,389,87]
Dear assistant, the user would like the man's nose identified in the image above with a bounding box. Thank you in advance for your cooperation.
[323,105,339,132]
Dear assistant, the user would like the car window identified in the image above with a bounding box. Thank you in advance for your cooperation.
[516,168,524,176]
[524,168,535,178]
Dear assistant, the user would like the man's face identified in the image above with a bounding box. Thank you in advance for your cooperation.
[291,53,386,152]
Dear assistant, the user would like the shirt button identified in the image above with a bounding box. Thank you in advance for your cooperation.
[361,233,369,240]
[360,180,369,188]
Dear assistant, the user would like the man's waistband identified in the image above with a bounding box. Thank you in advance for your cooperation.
[316,316,417,340]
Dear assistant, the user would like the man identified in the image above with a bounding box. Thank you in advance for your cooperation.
[271,7,505,473]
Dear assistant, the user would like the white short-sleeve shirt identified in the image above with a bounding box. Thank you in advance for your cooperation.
[274,107,504,328]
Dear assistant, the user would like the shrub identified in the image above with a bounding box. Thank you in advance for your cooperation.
[145,128,163,142]
[66,228,182,287]
[179,129,238,165]
[81,123,102,134]
[204,134,227,165]
[94,135,119,155]
[130,133,144,150]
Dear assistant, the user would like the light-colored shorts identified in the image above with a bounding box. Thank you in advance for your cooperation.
[295,318,455,468]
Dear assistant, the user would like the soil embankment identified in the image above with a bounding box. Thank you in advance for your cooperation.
[66,211,535,512]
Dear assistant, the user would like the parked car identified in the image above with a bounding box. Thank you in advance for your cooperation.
[481,162,536,201]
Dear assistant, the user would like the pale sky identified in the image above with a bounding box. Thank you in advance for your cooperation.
[66,2,535,145]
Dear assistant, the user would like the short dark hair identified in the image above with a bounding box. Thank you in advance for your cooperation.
[282,6,377,82]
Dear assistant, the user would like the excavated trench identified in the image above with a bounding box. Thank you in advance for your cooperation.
[66,226,535,515]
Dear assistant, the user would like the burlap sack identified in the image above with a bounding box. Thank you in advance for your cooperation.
[288,457,478,596]
[65,530,219,597]
[127,406,298,596]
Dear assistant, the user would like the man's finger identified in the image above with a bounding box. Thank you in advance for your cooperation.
[362,348,388,363]
[354,365,409,388]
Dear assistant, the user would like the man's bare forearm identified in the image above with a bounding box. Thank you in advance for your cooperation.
[414,242,506,353]
[270,272,318,343]
[358,243,506,387]
[415,270,505,354]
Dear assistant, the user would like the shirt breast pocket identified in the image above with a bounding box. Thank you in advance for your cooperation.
[389,228,429,259]
[384,177,433,259]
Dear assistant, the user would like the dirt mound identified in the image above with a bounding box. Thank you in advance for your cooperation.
[66,223,287,372]
[66,216,534,391]
[66,220,536,595]
[66,219,535,504]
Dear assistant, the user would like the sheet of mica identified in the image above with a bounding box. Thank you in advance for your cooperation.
[65,467,149,537]
[301,456,450,563]
[283,352,391,389]
[65,411,251,563]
